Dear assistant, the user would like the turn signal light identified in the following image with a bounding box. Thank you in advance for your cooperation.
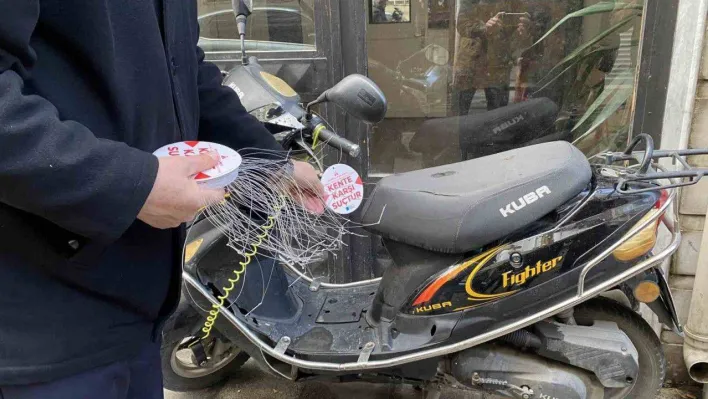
[634,280,661,303]
[612,209,660,262]
[184,238,204,263]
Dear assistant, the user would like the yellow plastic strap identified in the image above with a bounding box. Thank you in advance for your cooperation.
[312,124,326,149]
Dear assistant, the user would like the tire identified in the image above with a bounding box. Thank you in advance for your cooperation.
[160,301,249,392]
[572,297,666,399]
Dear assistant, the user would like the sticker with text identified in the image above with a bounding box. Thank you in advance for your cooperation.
[321,164,364,215]
[153,141,242,188]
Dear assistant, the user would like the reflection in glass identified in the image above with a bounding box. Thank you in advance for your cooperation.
[370,0,412,24]
[366,0,644,175]
[197,0,316,52]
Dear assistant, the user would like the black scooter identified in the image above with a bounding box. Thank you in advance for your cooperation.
[161,2,708,398]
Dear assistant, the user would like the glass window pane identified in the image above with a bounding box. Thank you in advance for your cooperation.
[367,0,644,175]
[197,0,316,52]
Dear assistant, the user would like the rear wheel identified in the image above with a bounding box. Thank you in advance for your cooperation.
[160,302,249,391]
[573,297,666,399]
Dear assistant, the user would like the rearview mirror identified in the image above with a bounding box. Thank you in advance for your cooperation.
[424,45,450,66]
[309,74,387,124]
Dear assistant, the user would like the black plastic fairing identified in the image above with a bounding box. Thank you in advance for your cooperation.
[401,173,659,318]
[223,58,304,118]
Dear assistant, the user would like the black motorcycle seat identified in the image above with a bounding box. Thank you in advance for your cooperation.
[360,141,592,254]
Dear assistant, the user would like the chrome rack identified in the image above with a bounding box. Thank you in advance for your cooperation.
[598,134,708,194]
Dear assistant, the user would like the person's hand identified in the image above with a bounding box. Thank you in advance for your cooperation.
[485,12,503,33]
[138,153,226,229]
[517,16,531,38]
[288,160,325,214]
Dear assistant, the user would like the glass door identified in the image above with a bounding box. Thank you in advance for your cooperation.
[367,0,646,176]
[356,0,675,279]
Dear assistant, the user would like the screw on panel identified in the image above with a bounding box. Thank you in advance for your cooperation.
[510,252,523,267]
[520,385,534,399]
[471,372,481,384]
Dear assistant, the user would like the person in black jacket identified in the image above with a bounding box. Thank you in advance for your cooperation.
[0,1,323,398]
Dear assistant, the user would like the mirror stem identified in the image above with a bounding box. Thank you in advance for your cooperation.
[305,92,327,116]
[236,14,248,65]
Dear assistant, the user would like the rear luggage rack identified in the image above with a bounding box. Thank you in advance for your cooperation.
[596,134,708,194]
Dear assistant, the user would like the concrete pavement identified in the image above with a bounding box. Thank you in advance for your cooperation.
[164,360,490,399]
[165,360,702,399]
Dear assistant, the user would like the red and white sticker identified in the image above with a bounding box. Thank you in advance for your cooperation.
[321,164,364,215]
[153,141,242,189]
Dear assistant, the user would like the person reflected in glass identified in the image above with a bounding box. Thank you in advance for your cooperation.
[451,0,532,115]
[372,0,389,23]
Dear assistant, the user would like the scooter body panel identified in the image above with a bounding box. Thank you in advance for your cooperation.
[398,173,660,318]
[182,169,674,371]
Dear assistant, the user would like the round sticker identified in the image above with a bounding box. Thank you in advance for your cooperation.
[321,164,364,215]
[153,141,242,189]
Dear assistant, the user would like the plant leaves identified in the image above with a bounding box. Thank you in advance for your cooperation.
[534,13,637,91]
[533,45,615,93]
[571,70,635,146]
[572,69,634,131]
[530,1,643,47]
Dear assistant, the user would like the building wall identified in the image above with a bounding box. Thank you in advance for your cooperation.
[662,24,708,386]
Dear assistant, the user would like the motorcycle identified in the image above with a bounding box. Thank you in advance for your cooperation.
[161,2,708,398]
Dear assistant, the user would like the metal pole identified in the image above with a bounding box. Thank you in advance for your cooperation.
[684,202,708,383]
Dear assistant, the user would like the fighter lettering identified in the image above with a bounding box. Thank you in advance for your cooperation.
[502,256,563,288]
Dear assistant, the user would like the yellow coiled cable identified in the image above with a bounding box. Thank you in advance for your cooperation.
[200,199,284,340]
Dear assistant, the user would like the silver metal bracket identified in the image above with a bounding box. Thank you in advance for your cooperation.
[357,341,375,363]
[275,336,291,355]
[309,279,321,292]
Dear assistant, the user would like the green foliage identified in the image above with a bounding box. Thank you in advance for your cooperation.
[531,1,643,152]
[531,2,643,47]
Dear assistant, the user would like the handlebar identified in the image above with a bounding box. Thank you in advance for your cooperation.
[314,125,361,157]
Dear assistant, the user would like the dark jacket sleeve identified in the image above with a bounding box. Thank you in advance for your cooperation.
[0,2,158,242]
[195,46,284,156]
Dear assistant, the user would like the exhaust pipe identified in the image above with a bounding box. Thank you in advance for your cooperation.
[684,203,708,384]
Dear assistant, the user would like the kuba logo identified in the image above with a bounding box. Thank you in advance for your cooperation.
[499,186,552,218]
[414,301,452,314]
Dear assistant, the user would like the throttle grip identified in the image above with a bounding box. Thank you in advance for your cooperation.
[315,125,361,157]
